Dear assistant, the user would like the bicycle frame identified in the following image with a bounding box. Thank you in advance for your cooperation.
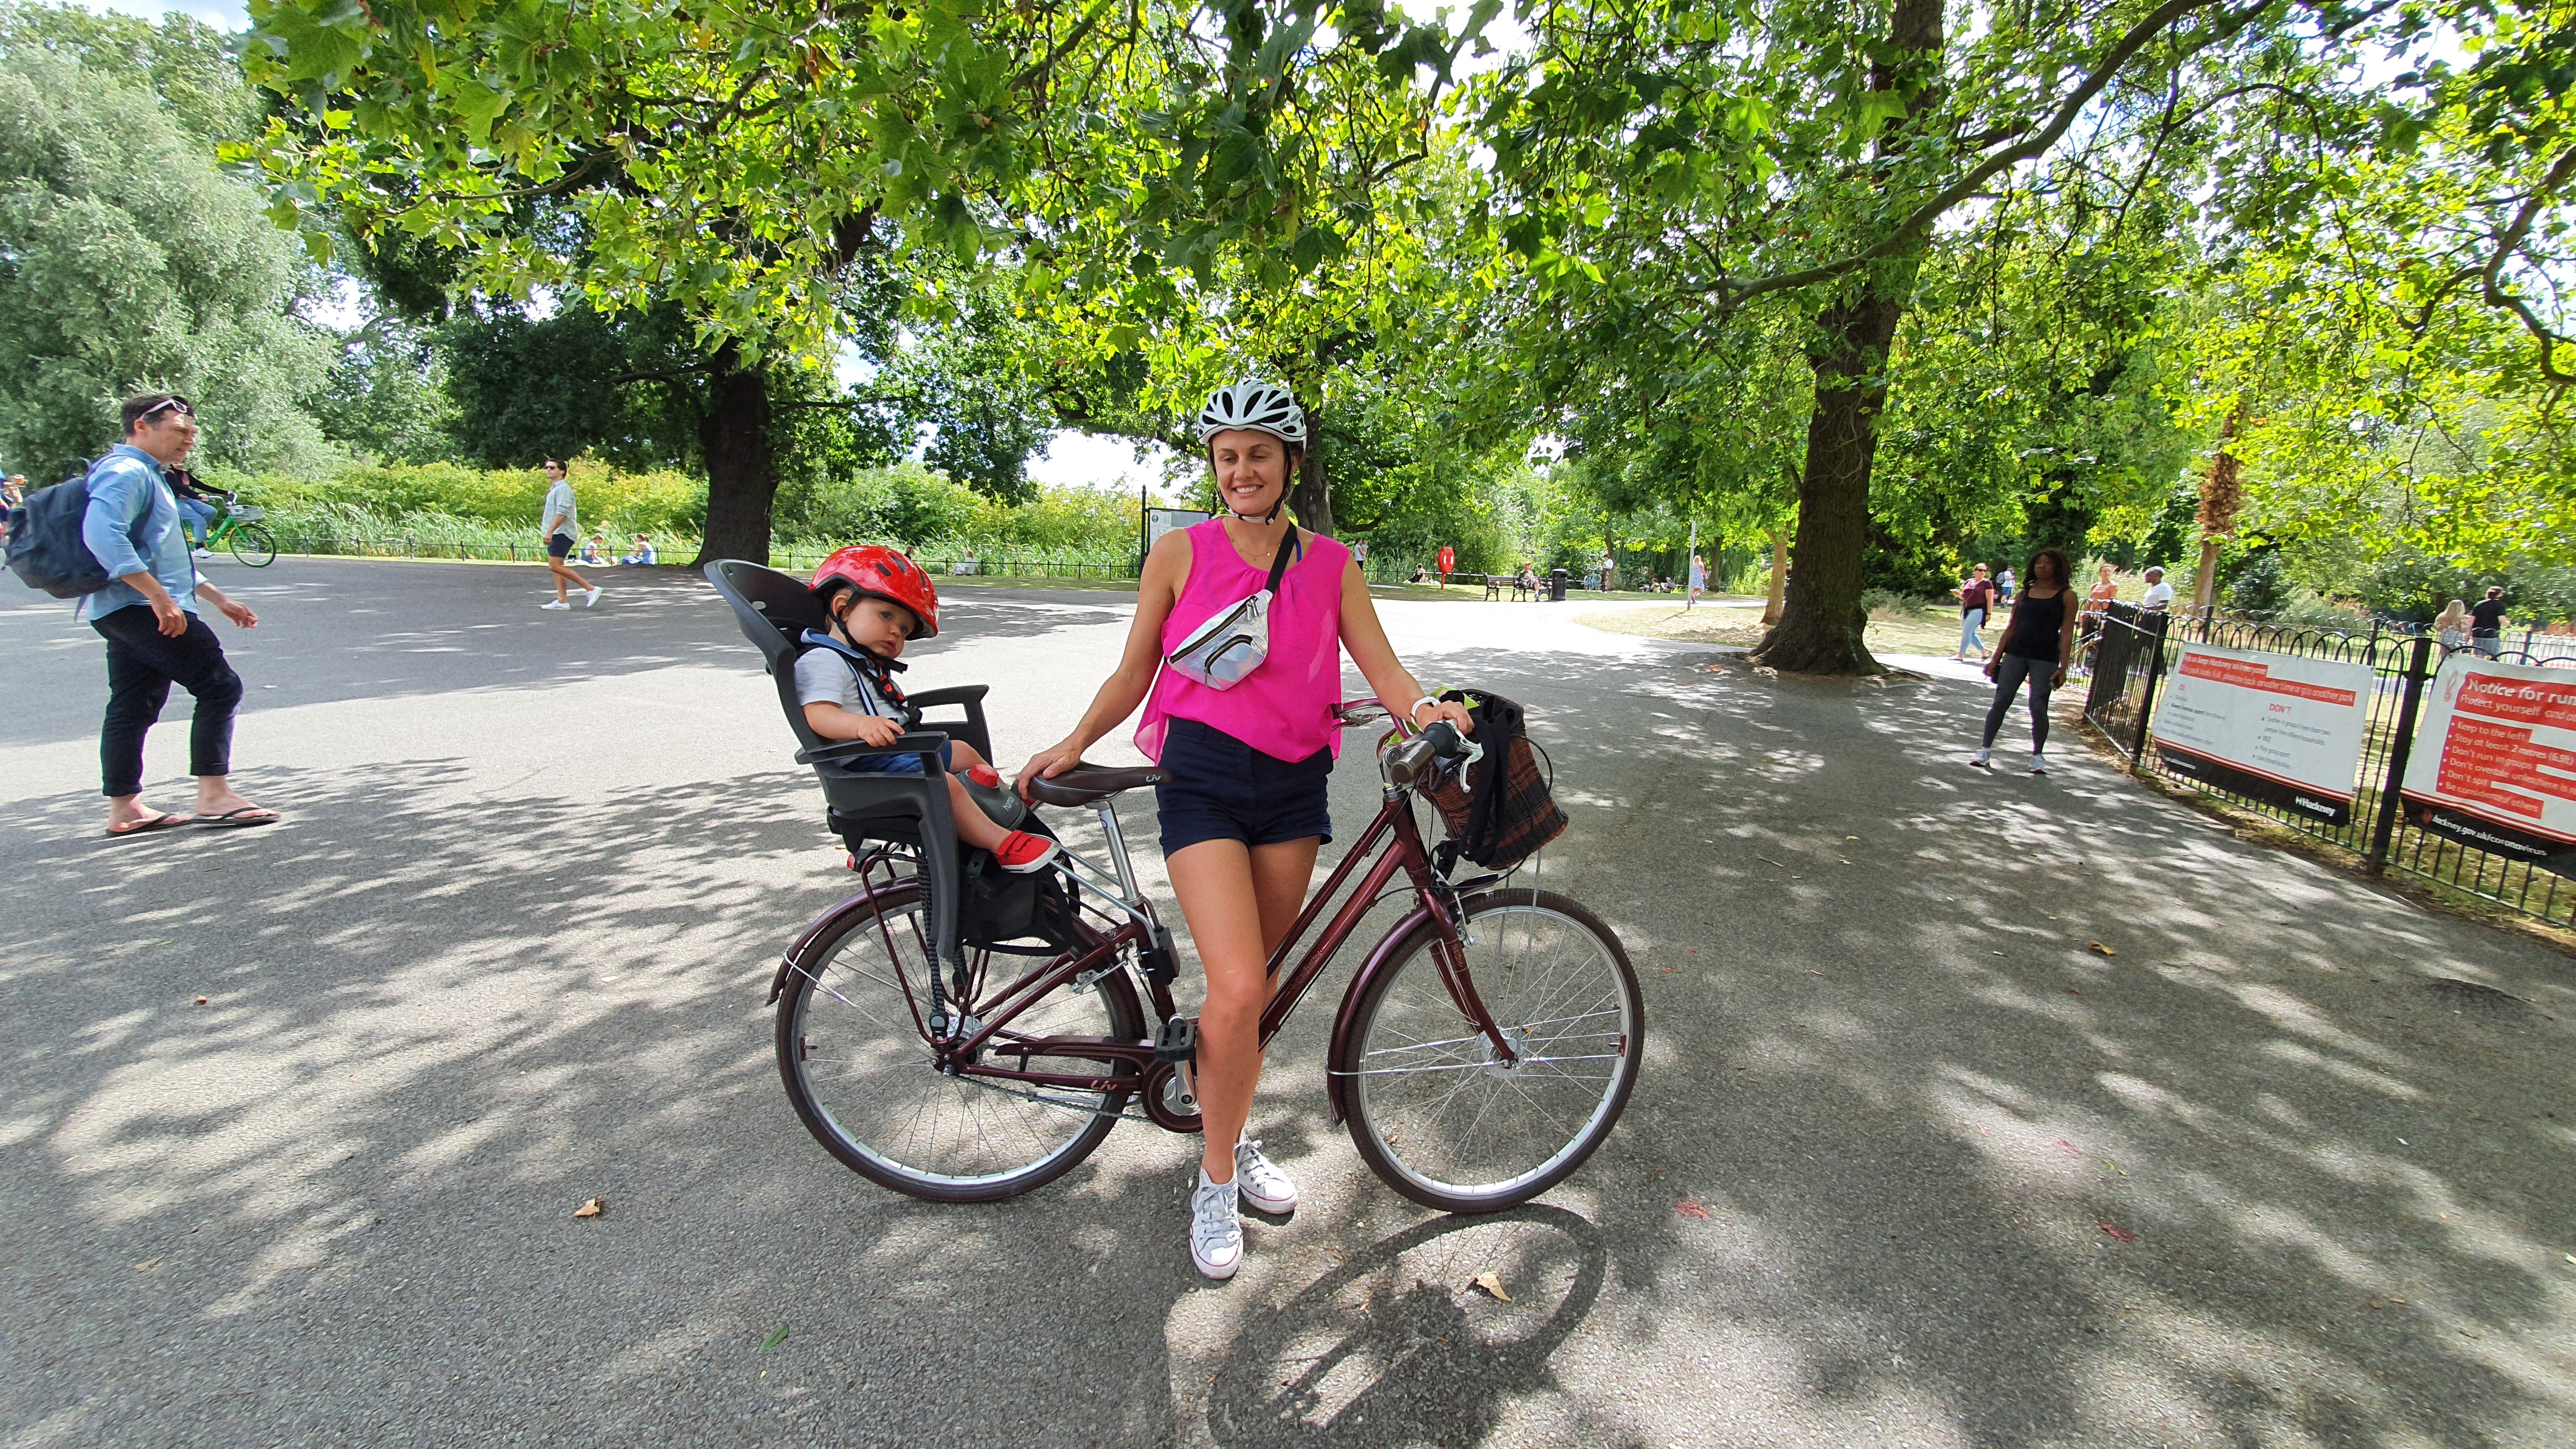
[780,751,1519,1125]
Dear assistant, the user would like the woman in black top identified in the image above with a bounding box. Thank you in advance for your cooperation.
[1972,546,2079,774]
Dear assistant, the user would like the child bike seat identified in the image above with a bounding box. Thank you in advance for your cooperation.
[705,559,997,968]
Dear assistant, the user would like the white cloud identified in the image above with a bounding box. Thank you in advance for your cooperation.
[1027,431,1179,498]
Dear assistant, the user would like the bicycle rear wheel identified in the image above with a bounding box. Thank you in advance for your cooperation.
[1341,888,1642,1213]
[228,522,276,567]
[776,882,1144,1203]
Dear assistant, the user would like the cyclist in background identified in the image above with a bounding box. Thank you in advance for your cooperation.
[1016,381,1475,1282]
[167,465,220,560]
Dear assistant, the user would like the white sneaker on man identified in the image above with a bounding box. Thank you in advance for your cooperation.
[1233,1140,1299,1214]
[2026,755,2048,775]
[1189,1171,1242,1280]
[540,599,570,610]
[191,547,212,560]
[1968,747,1992,769]
[583,586,603,607]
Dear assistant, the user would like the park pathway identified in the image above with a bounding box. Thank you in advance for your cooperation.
[3,560,2570,1448]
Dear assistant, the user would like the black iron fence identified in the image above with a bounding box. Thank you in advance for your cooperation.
[2082,603,2574,927]
[267,529,1138,580]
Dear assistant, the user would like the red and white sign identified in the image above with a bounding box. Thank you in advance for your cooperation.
[2149,643,2374,824]
[1437,546,1456,576]
[2400,656,2576,867]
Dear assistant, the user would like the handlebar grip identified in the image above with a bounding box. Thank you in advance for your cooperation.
[1423,721,1466,759]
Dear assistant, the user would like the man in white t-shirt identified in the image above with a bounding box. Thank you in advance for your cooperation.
[537,458,600,609]
[2140,566,2174,612]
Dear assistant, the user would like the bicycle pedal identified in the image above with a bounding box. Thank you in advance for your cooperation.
[1153,1016,1198,1063]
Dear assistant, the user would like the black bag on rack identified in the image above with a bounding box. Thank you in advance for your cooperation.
[958,817,1081,953]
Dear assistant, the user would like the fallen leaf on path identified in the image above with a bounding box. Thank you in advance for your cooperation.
[572,1197,605,1219]
[2098,1221,2135,1243]
[1754,666,1778,678]
[757,1322,789,1355]
[2089,942,2117,956]
[1674,1200,1714,1219]
[1471,1272,1513,1303]
[193,997,209,1006]
[2053,1139,2082,1157]
[2066,988,2082,996]
[1759,857,1787,868]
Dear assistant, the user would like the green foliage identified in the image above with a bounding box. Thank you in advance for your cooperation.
[223,456,707,536]
[0,42,331,480]
[0,2,264,144]
[310,311,457,463]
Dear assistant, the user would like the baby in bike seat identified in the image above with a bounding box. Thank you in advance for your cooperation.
[798,546,1058,873]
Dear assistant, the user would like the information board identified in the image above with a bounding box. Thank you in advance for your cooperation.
[2399,655,2576,877]
[1145,508,1209,553]
[2148,643,2375,825]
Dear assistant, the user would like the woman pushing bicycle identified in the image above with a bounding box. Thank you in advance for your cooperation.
[1015,380,1475,1280]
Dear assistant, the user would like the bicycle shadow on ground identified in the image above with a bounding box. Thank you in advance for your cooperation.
[1199,1204,1647,1449]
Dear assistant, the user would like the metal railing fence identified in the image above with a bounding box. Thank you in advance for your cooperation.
[265,529,1139,580]
[2081,602,2572,927]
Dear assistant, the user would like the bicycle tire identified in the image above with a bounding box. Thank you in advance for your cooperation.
[1340,888,1642,1214]
[228,522,277,567]
[776,882,1144,1204]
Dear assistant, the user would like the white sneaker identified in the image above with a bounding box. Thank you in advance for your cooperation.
[1968,747,1992,769]
[1233,1139,1299,1214]
[192,547,212,559]
[1189,1171,1242,1280]
[583,586,603,608]
[540,600,571,610]
[2026,755,2048,775]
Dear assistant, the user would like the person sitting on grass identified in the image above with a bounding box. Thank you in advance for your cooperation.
[795,545,1058,873]
[622,533,657,565]
[579,531,610,566]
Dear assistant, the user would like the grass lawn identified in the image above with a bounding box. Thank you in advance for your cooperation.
[1577,600,1981,659]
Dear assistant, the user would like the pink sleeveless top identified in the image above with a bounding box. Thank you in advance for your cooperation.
[1136,519,1349,764]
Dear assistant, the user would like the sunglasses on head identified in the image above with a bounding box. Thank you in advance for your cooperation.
[140,398,195,422]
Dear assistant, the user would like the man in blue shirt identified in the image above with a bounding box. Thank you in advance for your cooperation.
[80,394,278,837]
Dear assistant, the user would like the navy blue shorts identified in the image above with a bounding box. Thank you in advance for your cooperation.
[1156,717,1332,855]
[847,738,953,775]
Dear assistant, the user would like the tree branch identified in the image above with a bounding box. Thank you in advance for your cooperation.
[1710,0,2269,308]
[2478,144,2576,386]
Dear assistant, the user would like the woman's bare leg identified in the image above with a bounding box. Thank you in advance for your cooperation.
[1168,835,1322,1182]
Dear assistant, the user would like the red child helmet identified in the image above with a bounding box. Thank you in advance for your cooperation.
[810,545,940,639]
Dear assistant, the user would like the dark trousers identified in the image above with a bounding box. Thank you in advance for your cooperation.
[92,604,243,797]
[1982,652,2057,752]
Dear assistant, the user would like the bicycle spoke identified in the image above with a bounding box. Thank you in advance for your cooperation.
[1348,898,1641,1209]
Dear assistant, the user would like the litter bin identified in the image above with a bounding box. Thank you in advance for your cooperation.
[1547,568,1567,603]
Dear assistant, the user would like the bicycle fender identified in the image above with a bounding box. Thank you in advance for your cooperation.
[1323,899,1445,1126]
[767,882,915,1004]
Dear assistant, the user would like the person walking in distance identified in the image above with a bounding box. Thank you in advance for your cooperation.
[2433,599,2471,652]
[1971,547,2079,775]
[1956,562,1996,661]
[2470,586,2511,659]
[2139,565,2175,612]
[80,395,278,836]
[537,459,600,609]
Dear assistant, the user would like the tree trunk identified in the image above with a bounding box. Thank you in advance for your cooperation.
[1763,533,1788,625]
[1290,396,1334,536]
[693,342,778,566]
[1751,0,1944,674]
[2191,406,2244,613]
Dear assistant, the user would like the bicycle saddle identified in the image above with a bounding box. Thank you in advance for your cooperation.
[1026,763,1167,807]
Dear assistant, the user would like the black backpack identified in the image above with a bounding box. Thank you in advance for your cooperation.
[3,464,111,599]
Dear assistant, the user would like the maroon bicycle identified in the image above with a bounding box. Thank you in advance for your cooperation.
[767,701,1644,1213]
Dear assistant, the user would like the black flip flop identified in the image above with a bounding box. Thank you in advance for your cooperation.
[105,812,192,840]
[193,808,282,828]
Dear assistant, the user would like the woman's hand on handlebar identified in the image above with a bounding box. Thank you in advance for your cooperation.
[1412,697,1475,736]
[1015,737,1087,801]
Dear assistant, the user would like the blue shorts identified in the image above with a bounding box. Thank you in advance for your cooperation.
[847,738,953,775]
[1156,717,1332,855]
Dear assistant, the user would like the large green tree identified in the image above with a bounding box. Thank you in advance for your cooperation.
[0,13,330,480]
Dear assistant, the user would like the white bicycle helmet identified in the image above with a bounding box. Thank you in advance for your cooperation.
[1194,381,1308,447]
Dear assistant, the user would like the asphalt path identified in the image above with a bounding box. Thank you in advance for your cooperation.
[3,557,2572,1448]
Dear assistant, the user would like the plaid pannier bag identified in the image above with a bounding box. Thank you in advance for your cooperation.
[1418,688,1566,874]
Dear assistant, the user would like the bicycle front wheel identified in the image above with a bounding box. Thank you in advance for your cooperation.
[228,522,276,566]
[1341,888,1642,1213]
[776,883,1143,1203]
